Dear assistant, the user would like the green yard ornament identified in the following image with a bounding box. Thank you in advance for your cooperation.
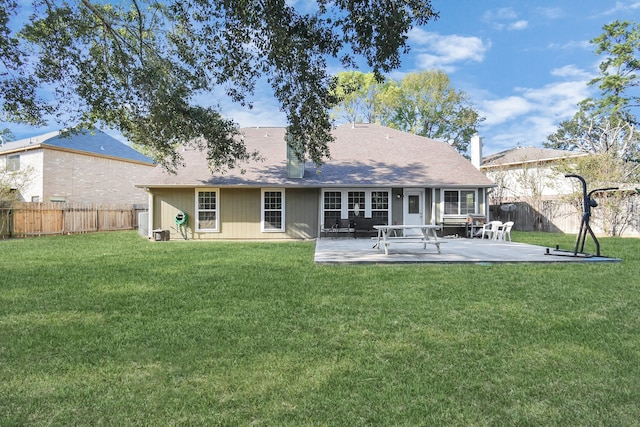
[174,211,188,240]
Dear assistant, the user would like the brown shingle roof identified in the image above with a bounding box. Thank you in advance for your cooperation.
[138,123,494,188]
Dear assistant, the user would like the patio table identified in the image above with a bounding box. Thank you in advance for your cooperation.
[373,224,444,255]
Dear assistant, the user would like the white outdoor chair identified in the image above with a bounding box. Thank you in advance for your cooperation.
[480,221,502,239]
[495,221,514,242]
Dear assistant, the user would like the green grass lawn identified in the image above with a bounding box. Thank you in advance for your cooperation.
[1,231,639,426]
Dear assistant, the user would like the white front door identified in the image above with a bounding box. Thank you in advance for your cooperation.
[403,189,424,235]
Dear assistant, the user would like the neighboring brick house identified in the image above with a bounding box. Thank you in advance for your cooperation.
[0,129,155,205]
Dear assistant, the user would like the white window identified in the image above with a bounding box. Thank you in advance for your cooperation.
[322,189,390,224]
[195,189,219,231]
[7,154,19,171]
[262,189,285,232]
[322,191,342,228]
[370,191,390,221]
[443,190,477,216]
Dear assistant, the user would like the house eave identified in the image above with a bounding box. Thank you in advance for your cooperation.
[138,182,497,190]
[481,152,588,169]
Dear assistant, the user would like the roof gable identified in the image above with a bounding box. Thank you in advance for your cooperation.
[139,123,494,188]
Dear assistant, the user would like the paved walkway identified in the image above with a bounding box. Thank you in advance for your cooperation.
[314,236,621,264]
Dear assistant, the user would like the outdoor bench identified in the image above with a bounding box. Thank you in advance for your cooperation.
[351,217,386,238]
[439,217,468,237]
[322,219,356,238]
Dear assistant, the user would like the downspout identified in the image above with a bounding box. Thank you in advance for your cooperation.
[431,188,437,225]
[147,189,153,239]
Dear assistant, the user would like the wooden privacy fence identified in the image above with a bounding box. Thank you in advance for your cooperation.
[490,199,640,236]
[0,202,147,238]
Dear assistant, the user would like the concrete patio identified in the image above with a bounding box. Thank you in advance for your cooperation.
[314,236,621,264]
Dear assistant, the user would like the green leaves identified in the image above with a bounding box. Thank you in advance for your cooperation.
[330,70,484,155]
[590,20,640,116]
[2,1,438,170]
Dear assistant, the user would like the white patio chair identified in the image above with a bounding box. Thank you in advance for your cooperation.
[480,221,502,239]
[495,221,514,242]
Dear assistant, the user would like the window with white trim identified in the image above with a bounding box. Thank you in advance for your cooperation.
[323,191,342,228]
[196,189,219,231]
[322,189,390,224]
[370,191,389,221]
[443,190,476,216]
[262,189,285,232]
[348,191,365,218]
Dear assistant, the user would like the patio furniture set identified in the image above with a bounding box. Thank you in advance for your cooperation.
[478,220,514,241]
[322,217,514,256]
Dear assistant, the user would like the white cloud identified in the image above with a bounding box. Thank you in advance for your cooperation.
[483,7,518,21]
[547,40,591,50]
[409,29,489,72]
[518,80,591,117]
[601,1,640,15]
[536,7,563,19]
[478,74,595,152]
[508,20,529,31]
[482,8,528,31]
[480,97,533,126]
[550,65,594,80]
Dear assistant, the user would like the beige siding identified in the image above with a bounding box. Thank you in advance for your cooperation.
[285,188,319,239]
[151,188,193,239]
[218,188,261,239]
[152,187,320,240]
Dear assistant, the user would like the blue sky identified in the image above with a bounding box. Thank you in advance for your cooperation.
[4,0,640,156]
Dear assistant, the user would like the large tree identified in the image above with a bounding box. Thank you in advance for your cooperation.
[379,70,483,154]
[330,70,483,154]
[589,20,640,119]
[0,0,438,171]
[330,71,382,124]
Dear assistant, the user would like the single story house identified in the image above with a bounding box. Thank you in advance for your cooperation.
[137,123,496,240]
[1,129,155,205]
